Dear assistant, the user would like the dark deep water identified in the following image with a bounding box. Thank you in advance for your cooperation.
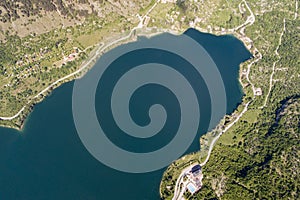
[0,29,251,200]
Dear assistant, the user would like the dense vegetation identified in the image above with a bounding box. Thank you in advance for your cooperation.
[196,96,299,199]
[196,1,300,198]
[161,0,299,199]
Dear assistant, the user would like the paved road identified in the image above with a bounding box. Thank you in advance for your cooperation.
[0,1,159,121]
[200,101,251,166]
[172,165,195,200]
[172,1,257,198]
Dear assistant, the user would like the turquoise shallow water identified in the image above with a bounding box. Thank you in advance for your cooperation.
[0,29,251,200]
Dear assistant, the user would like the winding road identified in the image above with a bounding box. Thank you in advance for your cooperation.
[172,165,195,200]
[200,101,251,166]
[172,1,258,199]
[198,0,256,168]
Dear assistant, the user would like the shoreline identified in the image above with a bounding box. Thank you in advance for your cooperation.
[0,26,254,131]
[0,27,183,131]
[1,24,256,199]
[1,1,256,131]
[159,1,259,197]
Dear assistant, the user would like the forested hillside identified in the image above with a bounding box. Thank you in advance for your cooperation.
[159,0,299,199]
[196,96,300,199]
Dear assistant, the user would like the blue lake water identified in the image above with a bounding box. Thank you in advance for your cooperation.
[0,28,251,200]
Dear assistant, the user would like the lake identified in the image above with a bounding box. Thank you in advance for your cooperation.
[0,28,251,200]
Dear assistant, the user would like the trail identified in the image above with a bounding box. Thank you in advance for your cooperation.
[261,18,286,108]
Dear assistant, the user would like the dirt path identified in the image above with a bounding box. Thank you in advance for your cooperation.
[261,18,286,108]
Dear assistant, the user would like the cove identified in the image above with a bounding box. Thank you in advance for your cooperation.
[0,28,251,200]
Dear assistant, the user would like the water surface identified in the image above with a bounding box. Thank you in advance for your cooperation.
[0,29,251,200]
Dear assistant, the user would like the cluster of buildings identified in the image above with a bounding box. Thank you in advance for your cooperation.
[186,164,203,195]
[63,47,80,64]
